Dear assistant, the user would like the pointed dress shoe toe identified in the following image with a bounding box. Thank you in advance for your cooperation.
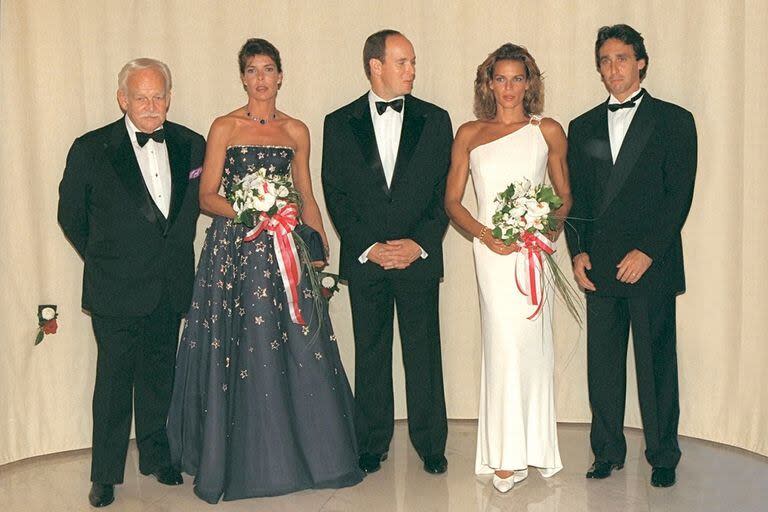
[88,483,115,508]
[651,467,676,487]
[358,452,388,474]
[423,454,448,474]
[141,465,184,485]
[586,461,624,479]
[492,474,514,493]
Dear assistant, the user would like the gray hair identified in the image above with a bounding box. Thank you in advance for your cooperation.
[117,58,172,93]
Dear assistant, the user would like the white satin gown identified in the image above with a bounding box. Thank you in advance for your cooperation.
[470,116,563,478]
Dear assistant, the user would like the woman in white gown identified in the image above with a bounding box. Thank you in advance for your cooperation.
[445,43,572,492]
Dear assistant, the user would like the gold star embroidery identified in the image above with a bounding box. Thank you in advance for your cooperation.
[211,339,220,349]
[263,270,271,278]
[330,334,337,342]
[222,384,228,391]
[302,326,310,336]
[271,340,280,350]
[315,352,323,360]
[255,241,266,252]
[240,369,248,379]
[254,316,264,325]
[303,289,313,299]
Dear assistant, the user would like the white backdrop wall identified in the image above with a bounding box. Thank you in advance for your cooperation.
[1,0,766,465]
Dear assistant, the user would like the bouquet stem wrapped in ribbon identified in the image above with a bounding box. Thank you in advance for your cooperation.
[229,168,312,325]
[492,178,582,323]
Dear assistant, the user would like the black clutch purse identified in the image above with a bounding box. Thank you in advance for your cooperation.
[294,223,325,262]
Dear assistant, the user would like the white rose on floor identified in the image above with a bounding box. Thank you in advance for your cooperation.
[321,276,336,288]
[41,307,56,320]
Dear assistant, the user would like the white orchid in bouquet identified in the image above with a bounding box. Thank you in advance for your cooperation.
[491,179,582,324]
[491,178,562,245]
[229,167,301,225]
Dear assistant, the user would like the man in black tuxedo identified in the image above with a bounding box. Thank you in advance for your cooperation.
[322,30,452,475]
[58,58,205,507]
[566,25,697,488]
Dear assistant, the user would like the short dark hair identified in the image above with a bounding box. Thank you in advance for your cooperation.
[238,38,282,74]
[363,29,402,79]
[595,24,648,80]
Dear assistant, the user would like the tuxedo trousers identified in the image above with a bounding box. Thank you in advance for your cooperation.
[90,291,181,483]
[586,293,681,469]
[348,276,448,458]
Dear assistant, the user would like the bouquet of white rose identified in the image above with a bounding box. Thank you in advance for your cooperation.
[491,178,581,323]
[229,167,301,226]
[228,168,324,325]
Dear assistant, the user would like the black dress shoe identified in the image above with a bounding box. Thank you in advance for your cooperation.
[651,467,676,487]
[423,454,448,474]
[358,452,388,473]
[141,465,184,485]
[586,461,624,479]
[88,483,114,508]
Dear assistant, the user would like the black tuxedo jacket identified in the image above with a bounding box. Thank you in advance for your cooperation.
[58,117,205,316]
[322,94,453,281]
[565,92,697,297]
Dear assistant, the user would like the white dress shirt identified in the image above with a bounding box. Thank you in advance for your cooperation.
[358,90,427,264]
[125,116,172,217]
[368,90,404,187]
[607,88,644,163]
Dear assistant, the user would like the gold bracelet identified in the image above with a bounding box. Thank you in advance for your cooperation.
[478,226,488,244]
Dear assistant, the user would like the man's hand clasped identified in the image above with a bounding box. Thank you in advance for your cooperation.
[368,239,423,270]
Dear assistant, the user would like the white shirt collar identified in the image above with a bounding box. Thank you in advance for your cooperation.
[124,115,165,145]
[608,87,643,106]
[368,90,405,118]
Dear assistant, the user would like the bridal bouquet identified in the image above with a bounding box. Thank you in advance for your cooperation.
[229,168,317,325]
[491,178,581,323]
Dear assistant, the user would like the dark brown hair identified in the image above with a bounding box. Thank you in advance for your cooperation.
[474,43,544,120]
[238,38,282,74]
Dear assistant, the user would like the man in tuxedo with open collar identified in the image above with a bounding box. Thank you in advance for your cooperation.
[58,58,204,507]
[566,24,697,488]
[322,29,452,475]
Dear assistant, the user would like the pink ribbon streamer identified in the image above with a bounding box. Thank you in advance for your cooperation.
[514,231,555,320]
[243,203,305,324]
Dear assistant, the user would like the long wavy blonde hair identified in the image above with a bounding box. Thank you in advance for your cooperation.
[474,43,544,120]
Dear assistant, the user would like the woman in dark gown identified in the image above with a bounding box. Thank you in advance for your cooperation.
[167,38,363,503]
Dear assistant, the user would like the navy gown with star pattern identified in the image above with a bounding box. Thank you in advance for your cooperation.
[168,145,363,503]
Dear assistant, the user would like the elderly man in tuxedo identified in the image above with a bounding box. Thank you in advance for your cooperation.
[322,30,452,475]
[566,24,697,488]
[58,58,205,507]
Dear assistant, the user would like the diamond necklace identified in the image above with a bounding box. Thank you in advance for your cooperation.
[245,109,277,125]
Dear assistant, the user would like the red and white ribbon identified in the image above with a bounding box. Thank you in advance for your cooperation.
[243,203,305,325]
[514,231,555,320]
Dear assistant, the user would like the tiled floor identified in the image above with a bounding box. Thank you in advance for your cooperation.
[1,422,765,511]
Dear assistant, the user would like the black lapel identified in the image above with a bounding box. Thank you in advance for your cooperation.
[107,118,163,230]
[598,94,657,216]
[347,94,389,197]
[164,123,190,231]
[390,95,426,192]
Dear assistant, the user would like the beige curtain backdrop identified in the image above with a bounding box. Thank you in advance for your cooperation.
[1,0,766,466]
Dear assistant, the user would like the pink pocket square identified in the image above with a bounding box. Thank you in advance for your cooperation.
[189,166,202,179]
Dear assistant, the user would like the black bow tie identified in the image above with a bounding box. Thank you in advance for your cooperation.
[607,89,645,112]
[136,129,165,147]
[375,98,404,115]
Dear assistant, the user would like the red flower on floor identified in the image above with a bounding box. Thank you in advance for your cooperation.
[42,318,58,334]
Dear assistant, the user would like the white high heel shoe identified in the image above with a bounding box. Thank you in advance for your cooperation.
[492,473,514,493]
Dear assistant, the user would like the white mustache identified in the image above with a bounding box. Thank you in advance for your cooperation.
[138,112,161,118]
